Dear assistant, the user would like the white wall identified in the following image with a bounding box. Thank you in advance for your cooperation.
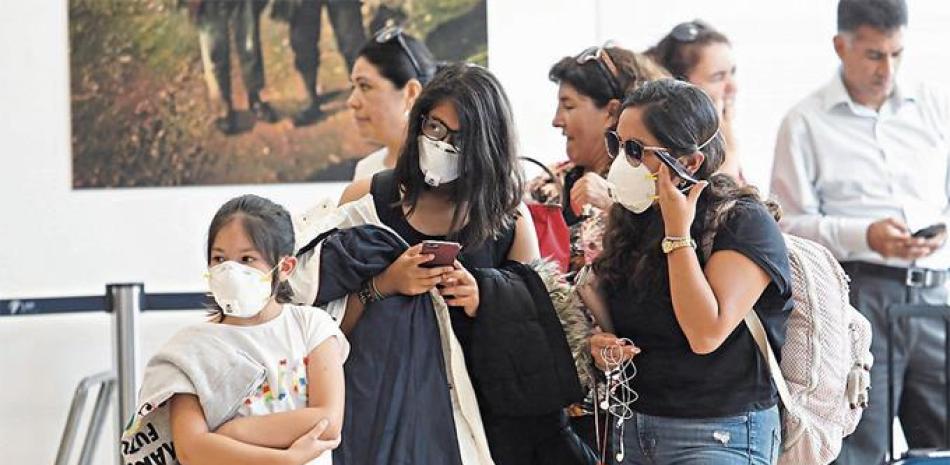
[3,0,949,463]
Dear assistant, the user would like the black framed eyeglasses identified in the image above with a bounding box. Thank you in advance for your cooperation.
[421,115,460,147]
[575,44,622,99]
[669,20,709,43]
[604,130,699,185]
[374,25,422,78]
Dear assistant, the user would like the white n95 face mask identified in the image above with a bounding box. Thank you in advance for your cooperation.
[207,261,277,318]
[418,135,461,187]
[606,155,658,214]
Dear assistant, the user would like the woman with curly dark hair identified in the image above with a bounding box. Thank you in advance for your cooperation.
[589,78,791,465]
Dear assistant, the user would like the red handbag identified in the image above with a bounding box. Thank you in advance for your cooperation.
[522,157,571,272]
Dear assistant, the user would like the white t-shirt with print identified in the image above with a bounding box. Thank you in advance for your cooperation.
[204,304,349,465]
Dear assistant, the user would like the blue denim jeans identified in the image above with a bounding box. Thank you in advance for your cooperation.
[617,406,781,465]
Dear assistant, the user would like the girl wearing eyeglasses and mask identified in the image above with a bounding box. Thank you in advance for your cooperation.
[346,26,437,180]
[647,20,743,182]
[340,63,538,318]
[589,79,791,465]
[530,45,668,275]
[340,64,603,465]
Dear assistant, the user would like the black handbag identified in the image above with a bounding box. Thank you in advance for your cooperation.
[559,411,599,465]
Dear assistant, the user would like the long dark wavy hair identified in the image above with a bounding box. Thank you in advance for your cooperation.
[392,63,523,248]
[593,79,779,293]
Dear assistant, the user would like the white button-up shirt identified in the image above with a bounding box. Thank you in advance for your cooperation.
[771,72,950,270]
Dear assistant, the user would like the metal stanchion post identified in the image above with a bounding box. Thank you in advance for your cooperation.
[78,378,115,465]
[55,371,115,465]
[107,283,143,463]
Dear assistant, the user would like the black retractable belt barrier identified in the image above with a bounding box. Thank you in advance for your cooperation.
[0,292,207,316]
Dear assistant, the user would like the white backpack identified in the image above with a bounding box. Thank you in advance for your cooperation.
[703,220,874,465]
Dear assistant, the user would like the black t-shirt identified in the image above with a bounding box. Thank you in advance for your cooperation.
[605,200,793,418]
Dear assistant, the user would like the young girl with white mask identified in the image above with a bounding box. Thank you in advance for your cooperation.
[589,79,792,465]
[168,194,348,465]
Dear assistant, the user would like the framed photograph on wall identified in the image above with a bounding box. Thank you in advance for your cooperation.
[69,0,487,188]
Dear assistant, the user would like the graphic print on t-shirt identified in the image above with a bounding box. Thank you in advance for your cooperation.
[240,357,309,416]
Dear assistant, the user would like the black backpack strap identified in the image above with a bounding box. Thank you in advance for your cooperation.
[369,170,400,225]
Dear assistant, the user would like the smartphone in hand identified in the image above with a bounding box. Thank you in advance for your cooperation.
[912,223,947,239]
[420,240,462,268]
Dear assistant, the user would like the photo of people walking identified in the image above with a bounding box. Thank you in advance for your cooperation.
[69,0,487,187]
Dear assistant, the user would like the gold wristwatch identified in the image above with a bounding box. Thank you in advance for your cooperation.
[661,236,696,254]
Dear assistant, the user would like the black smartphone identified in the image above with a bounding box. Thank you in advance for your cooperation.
[912,223,946,239]
[654,150,700,187]
[420,240,462,268]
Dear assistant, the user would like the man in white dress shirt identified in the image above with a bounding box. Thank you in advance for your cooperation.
[771,0,950,463]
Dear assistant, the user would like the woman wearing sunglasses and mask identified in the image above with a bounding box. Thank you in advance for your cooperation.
[347,26,437,180]
[529,45,668,275]
[647,20,743,182]
[589,79,791,465]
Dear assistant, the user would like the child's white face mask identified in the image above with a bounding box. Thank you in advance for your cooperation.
[417,135,461,187]
[207,261,278,318]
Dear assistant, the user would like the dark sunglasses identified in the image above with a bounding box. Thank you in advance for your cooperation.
[374,25,422,78]
[575,44,622,99]
[604,130,699,185]
[669,20,709,43]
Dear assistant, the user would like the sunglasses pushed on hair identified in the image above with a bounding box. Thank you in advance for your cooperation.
[604,130,701,186]
[669,20,711,42]
[374,25,423,78]
[575,43,623,99]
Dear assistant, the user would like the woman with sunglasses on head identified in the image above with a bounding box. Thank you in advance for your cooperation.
[588,79,791,465]
[646,20,743,182]
[347,26,438,180]
[530,45,668,275]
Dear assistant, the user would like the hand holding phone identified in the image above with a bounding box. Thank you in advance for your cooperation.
[374,243,458,297]
[912,223,947,239]
[420,240,462,268]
